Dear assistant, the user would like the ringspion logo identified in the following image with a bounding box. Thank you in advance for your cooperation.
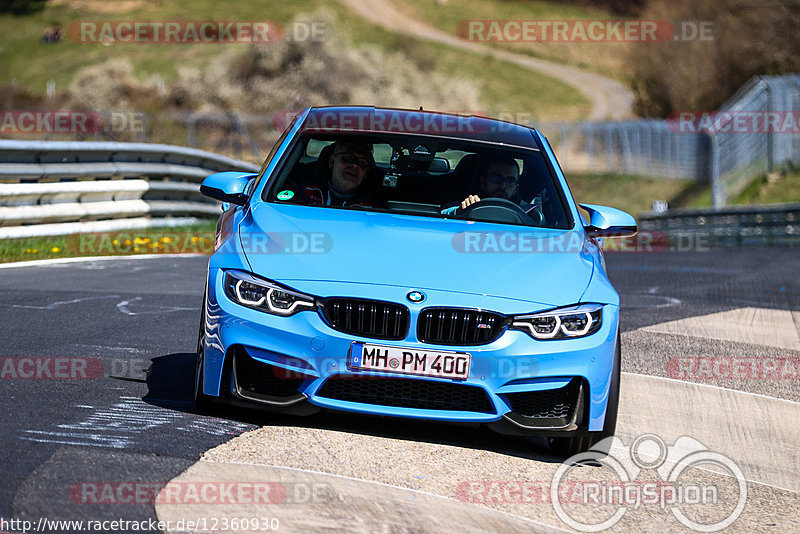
[550,435,746,531]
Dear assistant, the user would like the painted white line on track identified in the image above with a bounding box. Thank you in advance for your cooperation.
[4,295,120,310]
[115,296,199,316]
[0,253,207,269]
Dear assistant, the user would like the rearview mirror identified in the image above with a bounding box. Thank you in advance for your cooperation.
[579,203,638,238]
[200,171,257,206]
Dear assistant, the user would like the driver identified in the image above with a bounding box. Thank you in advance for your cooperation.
[442,156,540,217]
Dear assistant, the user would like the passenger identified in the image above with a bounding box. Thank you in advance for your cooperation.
[285,141,380,208]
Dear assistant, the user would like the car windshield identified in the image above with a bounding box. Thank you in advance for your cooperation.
[264,133,571,229]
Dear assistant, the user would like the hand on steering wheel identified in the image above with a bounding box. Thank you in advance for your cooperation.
[459,197,542,225]
[458,194,483,212]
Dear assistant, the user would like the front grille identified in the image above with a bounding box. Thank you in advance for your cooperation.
[234,348,306,398]
[417,308,506,345]
[321,298,409,340]
[316,376,495,413]
[505,378,582,424]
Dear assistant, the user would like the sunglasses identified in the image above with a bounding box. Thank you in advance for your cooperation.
[487,173,518,187]
[334,153,370,169]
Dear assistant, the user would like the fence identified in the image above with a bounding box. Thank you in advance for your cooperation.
[0,140,260,239]
[551,119,711,181]
[550,74,800,208]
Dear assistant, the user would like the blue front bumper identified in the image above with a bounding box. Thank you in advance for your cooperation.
[202,266,619,433]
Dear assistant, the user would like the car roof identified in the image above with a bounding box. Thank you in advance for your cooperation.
[298,106,540,149]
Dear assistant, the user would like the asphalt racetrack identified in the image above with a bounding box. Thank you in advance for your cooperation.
[0,249,797,532]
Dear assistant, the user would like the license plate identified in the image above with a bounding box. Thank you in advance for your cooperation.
[349,342,471,380]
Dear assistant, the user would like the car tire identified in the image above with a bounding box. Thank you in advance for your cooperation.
[194,292,213,411]
[549,332,621,458]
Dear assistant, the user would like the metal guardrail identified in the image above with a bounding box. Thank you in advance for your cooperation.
[0,140,260,239]
[639,203,800,247]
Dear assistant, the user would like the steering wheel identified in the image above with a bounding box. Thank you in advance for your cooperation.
[460,198,543,226]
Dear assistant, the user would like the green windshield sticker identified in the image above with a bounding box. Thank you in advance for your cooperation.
[277,190,294,200]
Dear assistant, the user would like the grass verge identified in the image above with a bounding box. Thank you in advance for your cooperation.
[564,172,701,217]
[732,167,800,206]
[0,220,217,264]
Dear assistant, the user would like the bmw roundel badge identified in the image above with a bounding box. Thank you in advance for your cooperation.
[407,291,425,303]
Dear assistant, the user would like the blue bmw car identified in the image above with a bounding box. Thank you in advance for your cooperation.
[195,106,637,455]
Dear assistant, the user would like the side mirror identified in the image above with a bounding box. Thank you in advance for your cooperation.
[579,203,638,238]
[200,171,257,206]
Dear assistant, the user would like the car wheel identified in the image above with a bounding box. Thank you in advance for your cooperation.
[194,293,213,411]
[549,332,621,458]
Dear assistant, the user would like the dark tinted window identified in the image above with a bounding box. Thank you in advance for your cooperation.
[265,133,571,229]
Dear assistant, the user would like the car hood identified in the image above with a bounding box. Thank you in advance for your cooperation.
[240,203,595,308]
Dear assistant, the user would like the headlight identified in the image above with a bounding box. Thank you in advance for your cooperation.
[223,270,316,316]
[510,304,602,340]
